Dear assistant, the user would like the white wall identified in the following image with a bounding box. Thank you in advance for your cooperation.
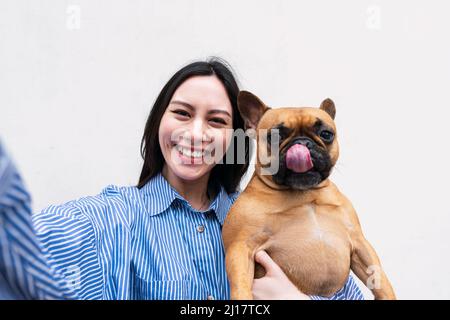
[1,0,449,299]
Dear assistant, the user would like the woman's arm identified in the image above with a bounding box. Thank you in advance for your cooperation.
[0,140,77,299]
[32,201,105,299]
[0,140,106,300]
[252,250,364,300]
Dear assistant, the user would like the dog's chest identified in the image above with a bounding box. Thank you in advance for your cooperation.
[268,203,349,241]
[259,203,352,296]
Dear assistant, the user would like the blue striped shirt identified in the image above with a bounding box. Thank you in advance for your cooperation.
[0,140,363,300]
[0,141,76,299]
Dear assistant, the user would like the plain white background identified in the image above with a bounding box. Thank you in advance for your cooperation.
[1,0,449,299]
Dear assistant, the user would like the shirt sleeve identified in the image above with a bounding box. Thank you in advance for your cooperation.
[309,275,365,300]
[32,200,105,299]
[229,191,240,205]
[0,140,77,299]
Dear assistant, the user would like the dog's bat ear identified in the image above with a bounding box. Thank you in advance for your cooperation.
[320,98,336,120]
[238,91,270,131]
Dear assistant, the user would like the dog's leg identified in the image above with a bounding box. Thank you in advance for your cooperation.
[342,200,396,300]
[350,236,396,300]
[225,241,255,300]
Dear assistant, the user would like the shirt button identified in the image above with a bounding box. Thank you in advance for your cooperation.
[196,225,205,233]
[207,295,215,300]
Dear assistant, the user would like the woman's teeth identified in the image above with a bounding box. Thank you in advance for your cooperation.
[175,144,204,158]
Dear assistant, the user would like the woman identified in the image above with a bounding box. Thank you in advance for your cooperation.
[0,58,363,300]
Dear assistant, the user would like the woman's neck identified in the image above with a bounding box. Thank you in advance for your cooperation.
[161,165,212,211]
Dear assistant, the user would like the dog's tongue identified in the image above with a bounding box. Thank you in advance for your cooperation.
[286,144,313,173]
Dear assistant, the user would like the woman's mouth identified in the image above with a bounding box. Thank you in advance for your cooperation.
[175,144,205,158]
[172,143,215,165]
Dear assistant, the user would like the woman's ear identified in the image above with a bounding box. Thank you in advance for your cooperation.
[237,91,270,131]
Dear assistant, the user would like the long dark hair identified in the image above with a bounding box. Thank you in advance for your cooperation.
[137,57,252,194]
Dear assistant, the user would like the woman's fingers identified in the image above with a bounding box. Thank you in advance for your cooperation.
[254,250,282,276]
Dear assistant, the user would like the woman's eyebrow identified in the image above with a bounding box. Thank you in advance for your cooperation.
[208,109,231,118]
[170,100,231,118]
[170,100,194,110]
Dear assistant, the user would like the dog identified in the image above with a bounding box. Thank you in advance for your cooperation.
[222,91,396,300]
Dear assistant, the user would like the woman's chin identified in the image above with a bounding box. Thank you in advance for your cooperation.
[167,161,211,181]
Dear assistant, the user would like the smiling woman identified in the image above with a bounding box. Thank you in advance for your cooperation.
[156,75,235,208]
[0,58,363,300]
[137,59,250,197]
[1,58,253,300]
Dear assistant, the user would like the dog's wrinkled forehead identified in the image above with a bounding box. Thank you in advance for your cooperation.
[258,107,336,134]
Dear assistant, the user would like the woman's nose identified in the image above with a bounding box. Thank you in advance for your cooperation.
[186,118,209,146]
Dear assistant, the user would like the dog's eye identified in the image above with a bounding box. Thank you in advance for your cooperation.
[267,125,291,145]
[267,129,284,145]
[279,126,292,139]
[320,130,334,142]
[266,129,279,145]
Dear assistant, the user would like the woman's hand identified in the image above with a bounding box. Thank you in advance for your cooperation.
[252,250,311,300]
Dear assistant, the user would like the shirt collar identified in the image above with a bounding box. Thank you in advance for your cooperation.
[140,172,237,225]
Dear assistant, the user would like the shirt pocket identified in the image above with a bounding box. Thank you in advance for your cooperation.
[133,275,198,300]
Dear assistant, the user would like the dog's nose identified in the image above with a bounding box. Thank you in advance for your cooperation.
[291,137,314,149]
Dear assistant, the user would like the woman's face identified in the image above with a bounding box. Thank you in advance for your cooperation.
[158,75,234,182]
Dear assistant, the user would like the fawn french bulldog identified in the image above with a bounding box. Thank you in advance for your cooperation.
[222,91,396,300]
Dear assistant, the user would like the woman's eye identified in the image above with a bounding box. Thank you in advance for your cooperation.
[210,118,226,125]
[320,130,334,142]
[173,110,190,117]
